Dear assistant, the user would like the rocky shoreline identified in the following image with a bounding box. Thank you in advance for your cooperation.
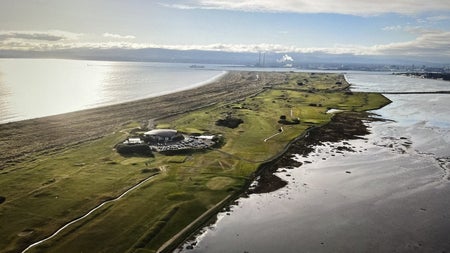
[172,110,390,252]
[248,111,388,194]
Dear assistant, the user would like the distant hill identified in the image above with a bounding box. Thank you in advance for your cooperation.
[0,47,447,67]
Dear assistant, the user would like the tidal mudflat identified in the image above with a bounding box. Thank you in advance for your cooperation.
[177,74,450,253]
[1,72,389,252]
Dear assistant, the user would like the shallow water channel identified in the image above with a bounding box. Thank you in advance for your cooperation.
[176,73,450,253]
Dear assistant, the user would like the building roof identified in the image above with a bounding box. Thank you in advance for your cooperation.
[144,129,178,137]
[128,138,143,144]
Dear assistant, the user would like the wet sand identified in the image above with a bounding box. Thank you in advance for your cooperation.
[0,71,288,169]
[177,101,450,252]
[248,111,384,194]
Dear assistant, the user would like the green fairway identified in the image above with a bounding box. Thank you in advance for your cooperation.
[0,73,390,253]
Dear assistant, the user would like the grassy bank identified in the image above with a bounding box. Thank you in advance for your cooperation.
[0,72,390,253]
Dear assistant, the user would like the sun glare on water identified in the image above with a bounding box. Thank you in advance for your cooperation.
[0,59,110,122]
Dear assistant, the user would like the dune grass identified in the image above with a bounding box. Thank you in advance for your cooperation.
[0,72,390,253]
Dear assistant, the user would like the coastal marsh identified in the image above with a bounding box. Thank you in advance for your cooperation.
[0,72,390,253]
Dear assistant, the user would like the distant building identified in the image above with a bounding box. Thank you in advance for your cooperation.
[196,135,215,140]
[144,129,184,143]
[123,138,143,144]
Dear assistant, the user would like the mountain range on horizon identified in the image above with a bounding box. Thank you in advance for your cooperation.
[1,47,447,68]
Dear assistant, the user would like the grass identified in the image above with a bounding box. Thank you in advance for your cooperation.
[0,73,390,253]
[206,177,236,190]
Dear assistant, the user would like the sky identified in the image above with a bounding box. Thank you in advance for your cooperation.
[1,0,450,63]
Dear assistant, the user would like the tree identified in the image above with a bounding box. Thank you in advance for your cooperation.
[116,144,153,156]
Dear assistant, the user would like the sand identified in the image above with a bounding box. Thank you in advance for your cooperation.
[176,106,450,253]
[0,71,288,169]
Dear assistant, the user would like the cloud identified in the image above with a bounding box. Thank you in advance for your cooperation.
[158,3,200,10]
[426,15,450,22]
[0,30,83,51]
[103,33,136,39]
[277,54,294,62]
[416,15,450,24]
[165,0,450,16]
[372,29,450,57]
[1,29,449,62]
[382,25,402,31]
[0,30,81,42]
[0,33,63,41]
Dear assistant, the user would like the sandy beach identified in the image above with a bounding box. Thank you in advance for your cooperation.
[0,71,287,169]
[2,71,377,253]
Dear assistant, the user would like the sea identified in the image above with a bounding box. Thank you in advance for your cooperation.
[0,58,371,124]
[1,58,450,252]
[0,59,226,124]
[176,71,450,252]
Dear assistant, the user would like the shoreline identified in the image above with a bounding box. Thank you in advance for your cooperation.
[168,110,389,253]
[0,71,287,169]
[1,71,392,252]
[160,94,392,252]
[175,99,450,253]
[0,70,228,125]
[394,72,450,82]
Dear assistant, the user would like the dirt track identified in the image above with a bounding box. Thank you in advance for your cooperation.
[0,71,288,169]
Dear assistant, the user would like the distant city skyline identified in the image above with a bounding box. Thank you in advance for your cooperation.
[1,0,450,63]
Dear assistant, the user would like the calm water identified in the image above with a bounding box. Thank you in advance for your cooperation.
[0,59,225,124]
[177,73,450,252]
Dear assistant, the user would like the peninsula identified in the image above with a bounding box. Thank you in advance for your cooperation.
[0,72,390,253]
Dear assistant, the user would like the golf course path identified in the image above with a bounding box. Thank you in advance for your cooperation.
[22,172,160,253]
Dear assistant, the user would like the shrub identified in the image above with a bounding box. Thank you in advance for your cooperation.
[141,168,159,173]
[172,133,185,142]
[116,144,153,156]
[212,135,225,148]
[278,118,300,125]
[216,117,243,129]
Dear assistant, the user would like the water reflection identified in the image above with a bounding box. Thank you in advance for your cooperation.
[346,72,450,93]
[177,72,450,253]
[0,59,109,123]
[0,59,224,123]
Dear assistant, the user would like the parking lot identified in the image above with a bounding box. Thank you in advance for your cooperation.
[149,136,215,152]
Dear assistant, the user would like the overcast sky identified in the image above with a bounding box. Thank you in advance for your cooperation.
[1,0,450,62]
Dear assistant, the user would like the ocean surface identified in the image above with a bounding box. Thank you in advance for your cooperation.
[177,72,450,252]
[0,59,225,124]
[0,59,400,125]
